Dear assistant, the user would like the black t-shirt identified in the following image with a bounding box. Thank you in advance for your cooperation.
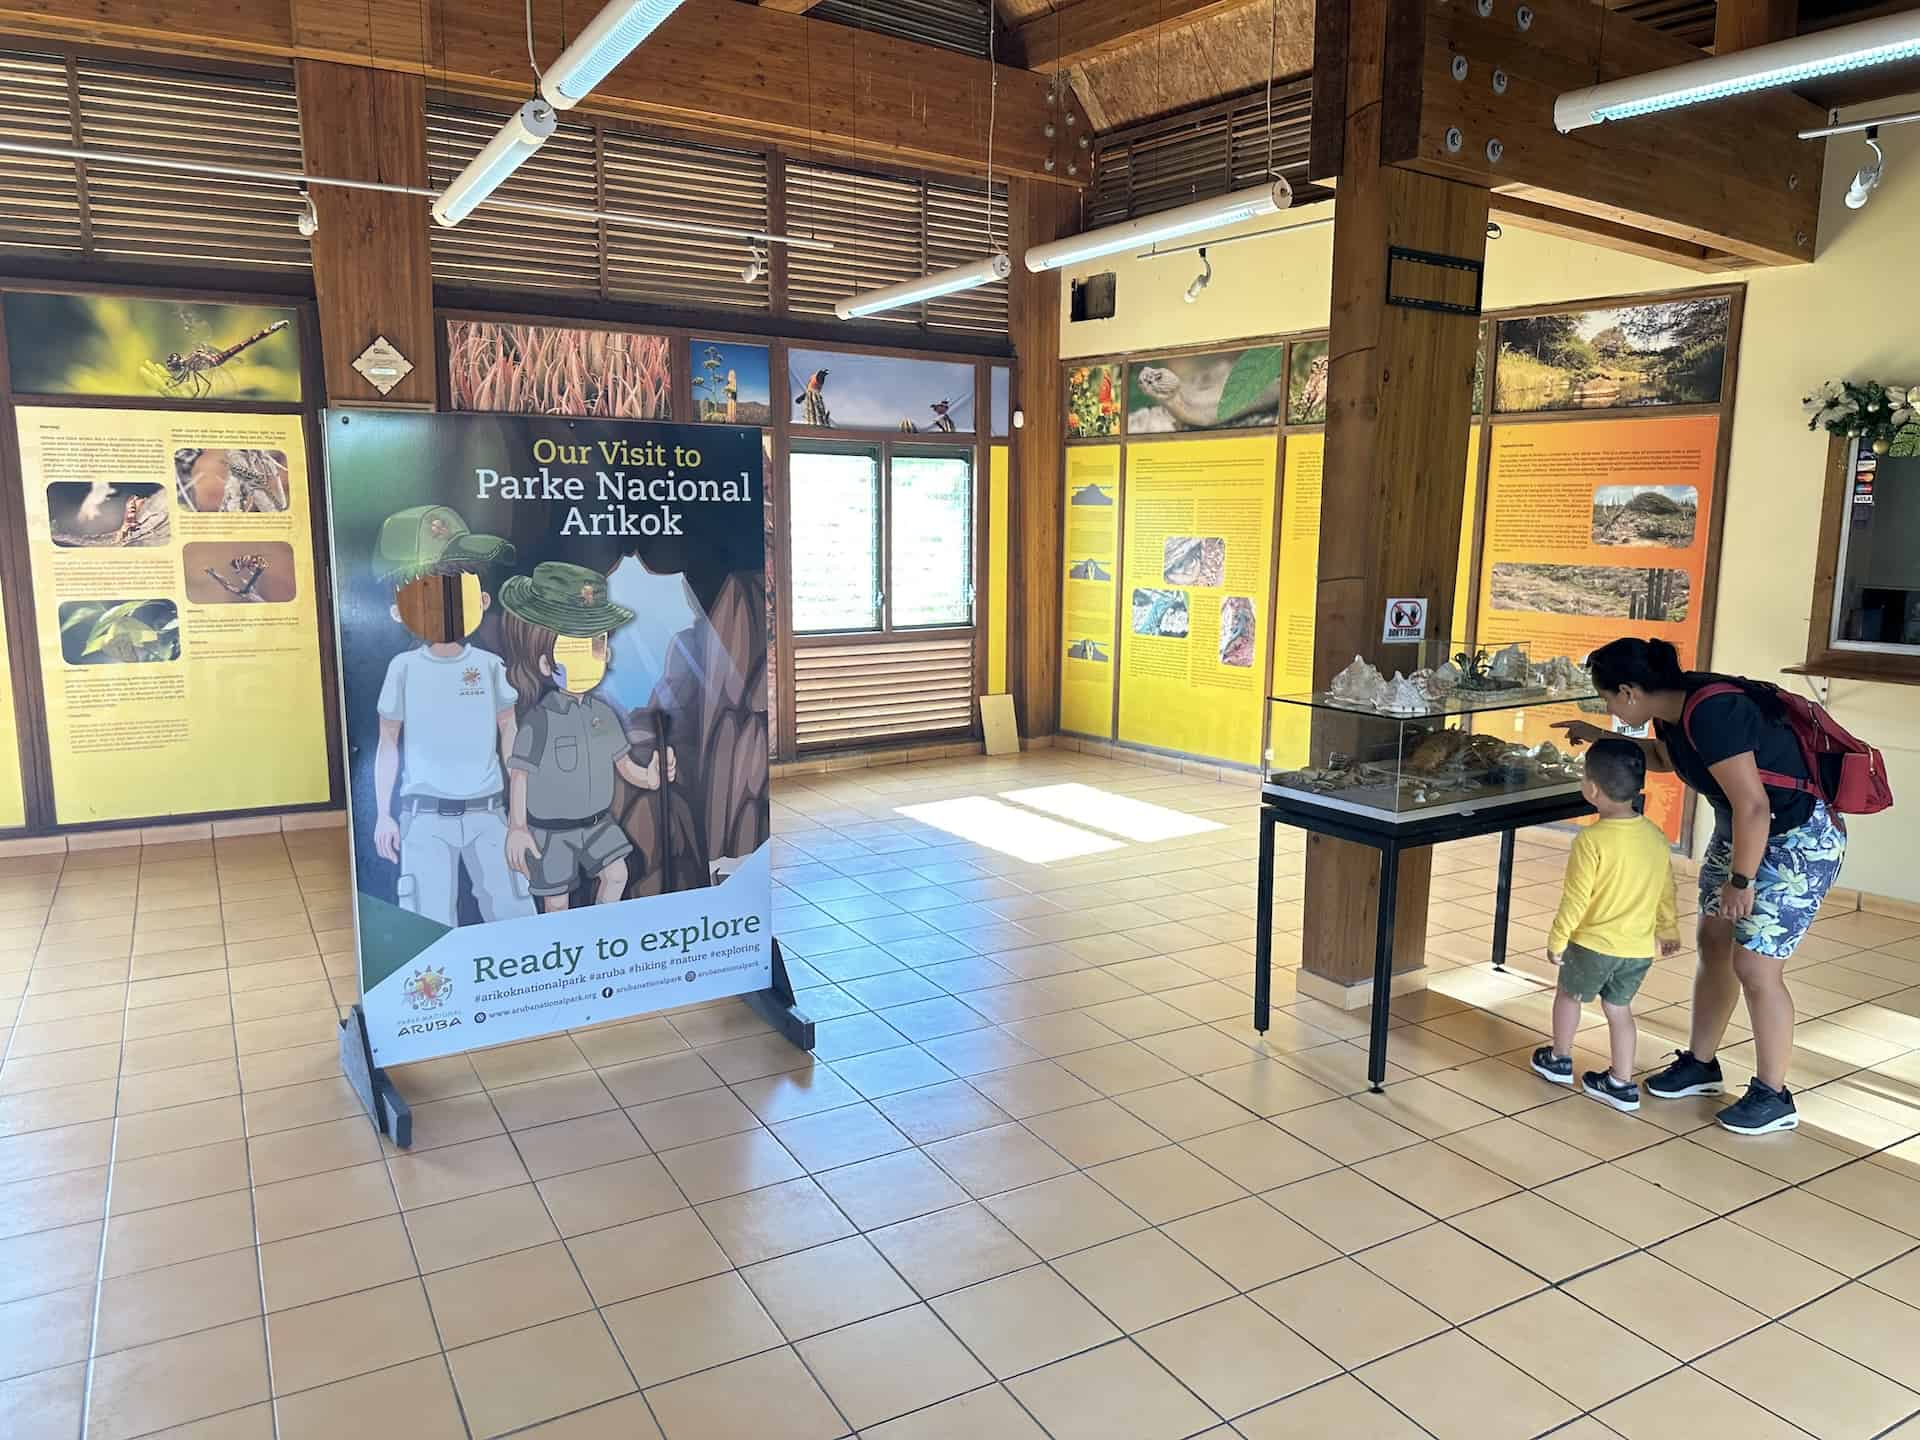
[1654,679,1814,835]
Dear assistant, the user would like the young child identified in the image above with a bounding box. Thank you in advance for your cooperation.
[1531,738,1682,1111]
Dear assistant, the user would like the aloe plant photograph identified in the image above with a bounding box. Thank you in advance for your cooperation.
[1129,346,1284,432]
[445,320,672,418]
[57,599,181,665]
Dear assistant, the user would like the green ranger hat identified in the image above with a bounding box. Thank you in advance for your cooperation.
[375,505,514,584]
[498,561,636,637]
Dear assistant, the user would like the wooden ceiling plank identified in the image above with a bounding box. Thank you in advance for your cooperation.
[1010,0,1266,71]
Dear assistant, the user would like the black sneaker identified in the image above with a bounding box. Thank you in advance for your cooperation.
[1582,1070,1641,1112]
[1531,1047,1574,1085]
[1717,1079,1798,1134]
[1644,1049,1724,1099]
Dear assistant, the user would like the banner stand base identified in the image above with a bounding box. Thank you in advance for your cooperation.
[339,1004,413,1149]
[744,937,816,1053]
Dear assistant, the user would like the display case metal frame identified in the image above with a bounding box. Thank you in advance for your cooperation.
[1253,783,1594,1091]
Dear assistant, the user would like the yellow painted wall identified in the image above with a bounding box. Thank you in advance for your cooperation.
[987,444,1009,694]
[1055,97,1920,900]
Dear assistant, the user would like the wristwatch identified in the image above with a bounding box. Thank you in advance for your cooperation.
[1729,872,1754,890]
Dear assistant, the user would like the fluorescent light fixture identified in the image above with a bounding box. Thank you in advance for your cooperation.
[540,0,686,110]
[835,252,1013,321]
[1555,10,1920,131]
[431,100,556,228]
[1023,179,1292,273]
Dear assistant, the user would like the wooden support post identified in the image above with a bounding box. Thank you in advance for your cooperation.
[1006,178,1077,741]
[1715,0,1799,55]
[295,60,435,407]
[1300,0,1490,1003]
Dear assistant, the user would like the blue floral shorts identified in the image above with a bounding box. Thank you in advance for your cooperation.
[1699,801,1847,960]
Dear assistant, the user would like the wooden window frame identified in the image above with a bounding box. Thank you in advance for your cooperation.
[1796,433,1920,688]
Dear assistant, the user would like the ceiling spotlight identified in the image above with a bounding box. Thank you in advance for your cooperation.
[740,247,766,283]
[1486,220,1503,239]
[1846,129,1884,210]
[1184,248,1212,304]
[295,188,318,238]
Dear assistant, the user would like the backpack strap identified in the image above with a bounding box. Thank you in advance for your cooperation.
[1680,682,1817,796]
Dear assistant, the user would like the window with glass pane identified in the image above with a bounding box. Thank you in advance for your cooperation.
[1832,447,1920,651]
[891,451,974,627]
[790,447,881,633]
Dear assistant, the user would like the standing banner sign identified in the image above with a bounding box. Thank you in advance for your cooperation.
[324,412,775,1074]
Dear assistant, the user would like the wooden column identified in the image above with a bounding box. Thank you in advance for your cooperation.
[295,60,435,407]
[1005,178,1077,740]
[1299,0,1489,1000]
[1715,0,1798,54]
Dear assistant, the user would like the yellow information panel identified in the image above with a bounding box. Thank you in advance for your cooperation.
[15,407,330,824]
[1060,446,1120,737]
[987,444,1010,695]
[1268,429,1482,771]
[0,576,25,829]
[1118,435,1277,765]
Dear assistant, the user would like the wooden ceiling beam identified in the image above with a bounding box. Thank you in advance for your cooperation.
[1715,0,1799,53]
[1008,0,1265,71]
[0,0,1069,183]
[1313,0,1825,267]
[757,0,823,13]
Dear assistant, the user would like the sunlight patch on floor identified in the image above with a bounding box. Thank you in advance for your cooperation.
[996,783,1226,843]
[894,795,1127,864]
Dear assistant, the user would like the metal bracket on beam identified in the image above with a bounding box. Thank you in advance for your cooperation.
[1384,245,1485,315]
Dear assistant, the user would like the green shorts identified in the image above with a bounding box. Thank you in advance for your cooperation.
[1557,942,1652,1005]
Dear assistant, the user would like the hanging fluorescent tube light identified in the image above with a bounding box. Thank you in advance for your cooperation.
[1555,10,1920,131]
[432,100,556,228]
[835,252,1014,321]
[540,0,686,110]
[1023,180,1292,273]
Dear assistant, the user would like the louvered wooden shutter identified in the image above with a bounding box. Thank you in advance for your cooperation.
[603,130,770,311]
[426,100,602,294]
[0,51,84,254]
[784,163,923,327]
[924,178,1007,335]
[806,0,990,57]
[794,635,975,748]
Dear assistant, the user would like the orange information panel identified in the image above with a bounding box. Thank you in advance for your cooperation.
[1476,415,1719,840]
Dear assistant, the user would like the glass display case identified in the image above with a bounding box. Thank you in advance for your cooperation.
[1261,646,1600,823]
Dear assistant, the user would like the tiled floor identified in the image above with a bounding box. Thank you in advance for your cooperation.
[3,749,1919,1440]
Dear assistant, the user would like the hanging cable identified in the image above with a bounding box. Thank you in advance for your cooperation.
[525,0,545,83]
[1266,0,1278,178]
[985,0,999,253]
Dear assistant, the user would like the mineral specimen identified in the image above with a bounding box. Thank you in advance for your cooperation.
[1488,643,1531,681]
[1329,655,1387,706]
[1379,672,1431,715]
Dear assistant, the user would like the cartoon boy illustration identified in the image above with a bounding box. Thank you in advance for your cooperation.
[499,561,674,911]
[372,505,534,927]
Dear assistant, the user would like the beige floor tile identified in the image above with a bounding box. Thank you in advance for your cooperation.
[1024,1098,1166,1166]
[273,1355,467,1440]
[1598,1366,1816,1440]
[1264,1168,1430,1254]
[923,1122,1070,1197]
[599,1051,723,1108]
[108,1137,251,1215]
[241,1077,365,1138]
[1734,1186,1915,1275]
[423,1239,594,1349]
[744,1234,917,1338]
[771,1102,910,1172]
[1357,1221,1545,1323]
[448,1312,635,1439]
[485,1070,618,1133]
[1250,1256,1446,1369]
[1868,1247,1920,1306]
[258,1214,417,1313]
[537,1155,685,1236]
[567,1208,731,1306]
[1234,1374,1430,1439]
[859,1383,1046,1439]
[95,1246,263,1354]
[1451,1191,1635,1282]
[1007,1339,1218,1440]
[1357,1075,1504,1140]
[1110,1077,1259,1141]
[506,1392,664,1439]
[0,1283,93,1381]
[1164,1194,1337,1290]
[1615,1137,1784,1213]
[266,1277,439,1395]
[1086,1144,1244,1223]
[932,1263,1117,1377]
[1653,1218,1847,1315]
[1466,1287,1678,1410]
[104,1189,255,1278]
[797,1303,991,1430]
[815,1147,970,1229]
[0,1115,113,1182]
[1807,1157,1920,1238]
[644,1346,847,1440]
[1534,1162,1717,1247]
[1564,1252,1768,1361]
[1686,1118,1855,1183]
[1356,1140,1519,1218]
[253,1160,396,1244]
[1055,1041,1186,1096]
[1137,1294,1337,1420]
[1201,1057,1346,1116]
[86,1318,270,1440]
[0,1364,87,1440]
[1786,1281,1920,1390]
[247,1116,383,1187]
[1358,1329,1578,1440]
[1055,1228,1233,1331]
[1181,1119,1338,1192]
[110,1098,245,1165]
[870,1201,1040,1296]
[603,1270,784,1387]
[699,1176,856,1266]
[872,1079,1013,1144]
[512,1110,649,1181]
[386,1133,529,1210]
[0,1220,102,1304]
[1274,1097,1426,1164]
[980,1171,1147,1259]
[1698,1320,1920,1438]
[658,1127,802,1203]
[400,1183,557,1273]
[1437,1114,1602,1187]
[628,1086,762,1150]
[0,1165,105,1240]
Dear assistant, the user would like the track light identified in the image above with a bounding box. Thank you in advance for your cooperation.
[539,0,686,110]
[1846,130,1884,210]
[295,188,318,238]
[432,100,556,228]
[1555,10,1920,131]
[1024,180,1292,273]
[740,247,766,283]
[1183,248,1211,304]
[835,252,1013,321]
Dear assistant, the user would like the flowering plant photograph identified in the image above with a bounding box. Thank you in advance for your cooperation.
[1803,377,1920,456]
[1067,363,1122,438]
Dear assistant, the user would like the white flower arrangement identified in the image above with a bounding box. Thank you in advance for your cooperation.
[1803,378,1920,456]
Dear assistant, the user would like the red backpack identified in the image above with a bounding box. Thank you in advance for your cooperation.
[1681,681,1894,816]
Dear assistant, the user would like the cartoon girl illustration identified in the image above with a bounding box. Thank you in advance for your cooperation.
[498,561,674,911]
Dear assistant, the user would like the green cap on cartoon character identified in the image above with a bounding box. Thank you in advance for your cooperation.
[374,505,514,584]
[497,561,636,635]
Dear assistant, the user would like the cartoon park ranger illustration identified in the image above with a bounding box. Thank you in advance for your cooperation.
[499,561,675,911]
[372,505,535,927]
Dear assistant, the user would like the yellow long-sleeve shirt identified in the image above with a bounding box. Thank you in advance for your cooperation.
[1547,816,1680,959]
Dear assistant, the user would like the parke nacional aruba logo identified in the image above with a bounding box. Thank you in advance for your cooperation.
[403,966,453,1011]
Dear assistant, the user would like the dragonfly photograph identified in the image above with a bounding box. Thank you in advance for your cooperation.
[2,292,302,402]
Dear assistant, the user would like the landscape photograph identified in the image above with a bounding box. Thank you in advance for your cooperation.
[1492,563,1691,621]
[1593,485,1699,547]
[1495,296,1730,413]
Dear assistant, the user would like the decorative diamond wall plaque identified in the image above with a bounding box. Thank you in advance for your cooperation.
[353,336,413,396]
